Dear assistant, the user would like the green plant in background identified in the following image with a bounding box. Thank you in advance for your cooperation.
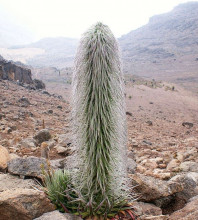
[72,22,133,218]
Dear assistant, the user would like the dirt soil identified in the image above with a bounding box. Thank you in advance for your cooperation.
[0,79,198,175]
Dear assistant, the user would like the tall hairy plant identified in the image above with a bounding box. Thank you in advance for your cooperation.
[72,22,131,218]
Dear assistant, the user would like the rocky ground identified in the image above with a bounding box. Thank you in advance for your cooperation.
[0,78,198,220]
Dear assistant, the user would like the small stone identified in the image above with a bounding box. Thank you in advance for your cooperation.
[41,142,49,159]
[142,140,152,145]
[33,79,45,90]
[55,146,71,155]
[20,138,37,148]
[141,159,158,170]
[155,157,164,163]
[182,122,193,128]
[127,158,137,174]
[12,115,19,121]
[158,164,167,169]
[42,90,50,95]
[183,148,198,161]
[176,152,184,162]
[0,113,5,120]
[5,127,12,133]
[127,151,135,160]
[146,121,153,126]
[126,111,132,116]
[34,129,51,144]
[166,159,180,172]
[131,139,139,147]
[50,159,65,170]
[136,165,147,173]
[154,172,171,180]
[18,97,30,107]
[58,134,72,147]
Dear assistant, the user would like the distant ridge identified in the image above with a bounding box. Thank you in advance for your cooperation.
[15,37,79,68]
[119,2,198,91]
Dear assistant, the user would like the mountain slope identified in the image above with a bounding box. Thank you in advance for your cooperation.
[26,37,78,68]
[119,2,198,91]
[3,37,78,68]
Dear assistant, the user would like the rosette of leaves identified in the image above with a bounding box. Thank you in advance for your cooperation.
[72,22,133,218]
[42,167,78,213]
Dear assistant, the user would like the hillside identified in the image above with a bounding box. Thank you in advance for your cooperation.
[1,75,198,218]
[119,2,198,92]
[5,37,78,68]
[1,76,198,166]
[22,37,78,68]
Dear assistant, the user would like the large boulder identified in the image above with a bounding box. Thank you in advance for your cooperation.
[130,174,183,202]
[0,174,36,192]
[8,156,47,178]
[0,189,55,220]
[179,161,198,172]
[0,59,33,84]
[170,172,198,203]
[130,173,184,210]
[0,145,10,171]
[34,211,82,220]
[153,172,198,214]
[169,196,198,219]
[134,202,162,217]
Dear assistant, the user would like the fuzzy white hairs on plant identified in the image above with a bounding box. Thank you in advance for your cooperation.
[72,22,131,214]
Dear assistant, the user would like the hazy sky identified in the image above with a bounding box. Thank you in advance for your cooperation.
[0,0,197,40]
